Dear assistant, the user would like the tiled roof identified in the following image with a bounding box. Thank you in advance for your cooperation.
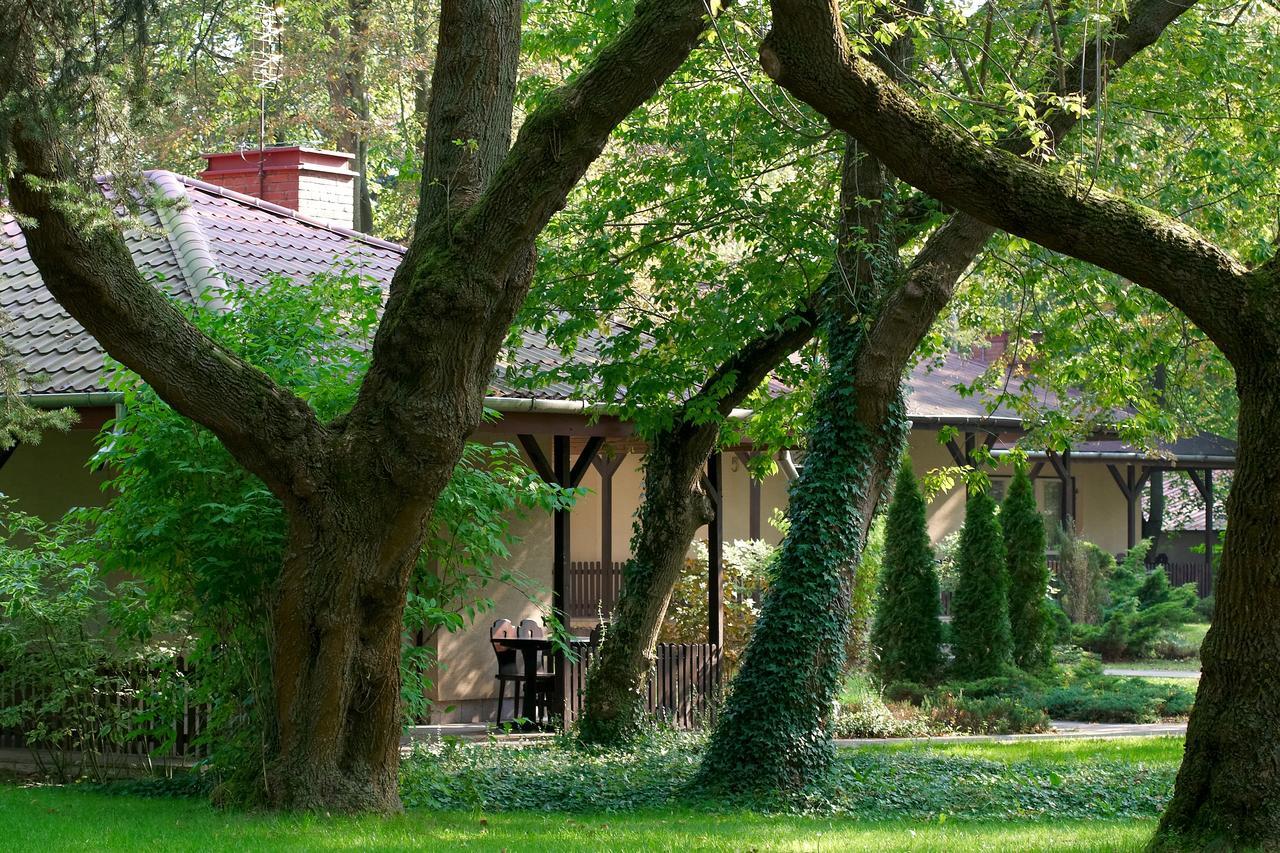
[1,171,403,396]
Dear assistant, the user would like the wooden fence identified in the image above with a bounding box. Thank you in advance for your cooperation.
[563,640,721,730]
[1161,562,1214,598]
[0,657,207,760]
[938,559,1211,617]
[568,560,625,620]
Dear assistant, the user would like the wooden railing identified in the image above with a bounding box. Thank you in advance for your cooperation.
[563,640,721,730]
[568,560,625,620]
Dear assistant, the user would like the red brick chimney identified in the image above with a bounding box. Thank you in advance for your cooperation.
[199,146,357,230]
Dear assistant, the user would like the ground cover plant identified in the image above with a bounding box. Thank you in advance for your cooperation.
[398,733,1180,821]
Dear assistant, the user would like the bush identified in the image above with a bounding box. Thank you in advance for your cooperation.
[846,516,886,671]
[927,694,1050,735]
[1039,676,1196,723]
[949,489,1011,678]
[869,461,942,685]
[832,700,936,739]
[662,538,776,675]
[1071,543,1199,660]
[0,504,179,781]
[937,670,1049,702]
[1002,463,1054,671]
[1054,526,1113,624]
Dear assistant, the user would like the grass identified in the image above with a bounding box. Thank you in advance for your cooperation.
[1107,660,1202,673]
[0,784,1158,851]
[860,735,1185,766]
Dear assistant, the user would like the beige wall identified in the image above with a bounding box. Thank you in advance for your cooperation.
[0,429,108,520]
[568,447,791,563]
[433,506,554,718]
[908,428,1137,555]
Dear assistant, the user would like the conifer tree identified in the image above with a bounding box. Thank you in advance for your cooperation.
[950,488,1012,677]
[870,459,942,684]
[1002,463,1054,670]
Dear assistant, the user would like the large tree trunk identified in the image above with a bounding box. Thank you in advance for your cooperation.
[577,425,717,743]
[267,499,425,812]
[1154,366,1280,848]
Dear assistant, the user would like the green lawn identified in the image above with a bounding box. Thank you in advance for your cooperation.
[0,785,1156,851]
[861,734,1185,765]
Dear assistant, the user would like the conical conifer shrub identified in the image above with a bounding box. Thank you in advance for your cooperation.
[1003,463,1054,670]
[870,460,942,684]
[950,487,1012,677]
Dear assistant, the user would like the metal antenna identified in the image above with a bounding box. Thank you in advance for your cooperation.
[252,2,285,194]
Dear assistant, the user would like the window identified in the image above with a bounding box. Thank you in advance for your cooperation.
[989,476,1009,504]
[1039,479,1064,548]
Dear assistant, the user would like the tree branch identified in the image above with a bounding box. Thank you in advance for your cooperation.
[454,0,720,278]
[761,0,1254,360]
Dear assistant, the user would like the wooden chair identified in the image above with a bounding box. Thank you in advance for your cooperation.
[491,619,522,724]
[518,619,556,724]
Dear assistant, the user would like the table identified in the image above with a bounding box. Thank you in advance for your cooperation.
[495,635,592,725]
[495,636,552,723]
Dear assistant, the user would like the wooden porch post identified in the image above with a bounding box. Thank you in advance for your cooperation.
[707,451,724,648]
[552,435,571,716]
[1106,463,1144,550]
[1047,448,1075,527]
[735,451,762,540]
[591,449,627,575]
[517,433,603,723]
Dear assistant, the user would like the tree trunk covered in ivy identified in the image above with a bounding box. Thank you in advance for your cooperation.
[1,0,715,812]
[1154,364,1280,847]
[695,137,907,788]
[696,306,907,788]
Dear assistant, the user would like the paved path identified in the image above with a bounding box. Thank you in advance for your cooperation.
[835,720,1185,748]
[1105,667,1199,679]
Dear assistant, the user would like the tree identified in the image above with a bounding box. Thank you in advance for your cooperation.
[575,0,1183,747]
[1002,463,1053,671]
[0,0,715,812]
[693,0,1190,791]
[870,459,942,685]
[85,273,572,800]
[758,0,1280,842]
[949,489,1011,679]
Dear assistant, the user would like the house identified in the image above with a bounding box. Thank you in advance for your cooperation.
[0,147,1234,723]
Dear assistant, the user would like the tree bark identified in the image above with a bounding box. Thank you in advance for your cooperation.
[1153,364,1280,847]
[266,490,426,811]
